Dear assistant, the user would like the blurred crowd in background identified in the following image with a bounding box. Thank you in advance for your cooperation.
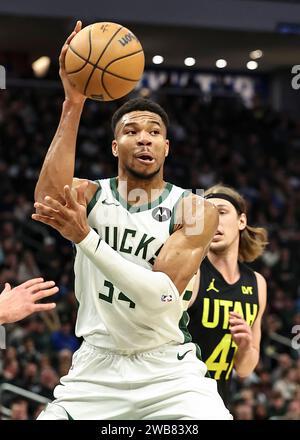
[0,81,300,419]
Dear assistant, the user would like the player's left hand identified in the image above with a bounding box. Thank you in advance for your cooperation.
[32,182,91,243]
[229,311,253,352]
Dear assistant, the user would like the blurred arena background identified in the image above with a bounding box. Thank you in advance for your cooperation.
[1,0,300,420]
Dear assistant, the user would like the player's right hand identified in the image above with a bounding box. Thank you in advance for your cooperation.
[59,20,86,104]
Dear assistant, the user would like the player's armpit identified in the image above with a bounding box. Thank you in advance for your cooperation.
[153,195,218,295]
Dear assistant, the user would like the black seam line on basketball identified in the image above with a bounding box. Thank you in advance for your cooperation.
[67,47,89,73]
[84,25,123,96]
[103,49,143,73]
[97,67,140,82]
[100,69,114,100]
[100,48,144,99]
[67,27,92,74]
[66,48,139,81]
[88,26,92,65]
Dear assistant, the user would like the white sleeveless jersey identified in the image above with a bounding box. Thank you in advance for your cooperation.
[74,177,192,354]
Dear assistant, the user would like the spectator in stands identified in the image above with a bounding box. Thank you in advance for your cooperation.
[268,390,287,418]
[232,400,254,420]
[10,398,29,420]
[50,318,79,353]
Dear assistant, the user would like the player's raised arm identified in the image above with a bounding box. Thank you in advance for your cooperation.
[34,20,87,205]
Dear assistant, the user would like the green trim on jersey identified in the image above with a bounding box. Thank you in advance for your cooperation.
[87,180,102,216]
[66,410,74,420]
[178,310,192,344]
[183,290,192,301]
[110,177,173,213]
[169,190,191,234]
[195,343,202,361]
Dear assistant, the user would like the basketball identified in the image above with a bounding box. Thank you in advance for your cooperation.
[64,22,145,101]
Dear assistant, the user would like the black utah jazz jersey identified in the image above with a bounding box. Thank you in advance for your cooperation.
[188,257,259,404]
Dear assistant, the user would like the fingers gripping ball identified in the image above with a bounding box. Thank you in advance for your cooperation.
[65,22,145,101]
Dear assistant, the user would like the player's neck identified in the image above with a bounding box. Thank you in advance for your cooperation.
[116,172,166,206]
[208,247,240,284]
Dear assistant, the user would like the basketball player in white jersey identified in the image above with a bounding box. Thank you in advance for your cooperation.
[32,21,232,420]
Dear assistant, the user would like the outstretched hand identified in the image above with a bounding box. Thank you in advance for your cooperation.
[0,278,58,324]
[32,183,91,243]
[59,20,86,104]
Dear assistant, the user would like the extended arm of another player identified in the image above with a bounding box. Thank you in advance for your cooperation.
[233,273,267,377]
[0,279,58,325]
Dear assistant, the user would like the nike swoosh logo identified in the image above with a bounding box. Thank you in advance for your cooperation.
[177,349,193,361]
[102,200,118,206]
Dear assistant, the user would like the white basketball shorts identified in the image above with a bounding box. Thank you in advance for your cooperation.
[37,340,232,420]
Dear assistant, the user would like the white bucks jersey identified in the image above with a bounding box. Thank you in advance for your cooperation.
[74,177,192,353]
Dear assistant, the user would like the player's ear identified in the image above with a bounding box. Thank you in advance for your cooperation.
[164,139,169,157]
[112,140,118,157]
[238,213,247,231]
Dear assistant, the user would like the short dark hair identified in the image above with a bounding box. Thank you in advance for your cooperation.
[111,98,169,133]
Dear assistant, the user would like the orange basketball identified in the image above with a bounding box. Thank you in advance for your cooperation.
[65,22,145,101]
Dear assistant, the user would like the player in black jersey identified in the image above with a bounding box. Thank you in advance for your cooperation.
[188,184,268,405]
